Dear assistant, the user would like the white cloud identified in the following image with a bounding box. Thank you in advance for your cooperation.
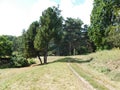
[0,0,93,36]
[0,0,57,36]
[60,0,93,24]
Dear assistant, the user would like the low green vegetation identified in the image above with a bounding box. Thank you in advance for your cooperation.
[0,53,36,68]
[71,63,108,90]
[87,49,120,81]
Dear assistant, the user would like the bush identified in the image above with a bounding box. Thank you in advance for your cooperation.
[10,54,29,67]
[28,58,36,64]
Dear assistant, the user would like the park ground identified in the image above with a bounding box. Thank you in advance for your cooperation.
[0,49,120,90]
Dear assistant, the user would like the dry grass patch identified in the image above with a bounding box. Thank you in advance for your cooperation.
[0,57,83,90]
[69,49,120,89]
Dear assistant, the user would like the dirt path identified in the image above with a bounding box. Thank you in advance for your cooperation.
[67,61,96,90]
[75,63,118,90]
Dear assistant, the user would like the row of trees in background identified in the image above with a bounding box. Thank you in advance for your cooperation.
[22,6,93,64]
[0,6,93,64]
[0,0,120,65]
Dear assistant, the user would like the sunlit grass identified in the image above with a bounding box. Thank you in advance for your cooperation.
[0,56,81,90]
[69,48,120,89]
[0,49,120,90]
[70,63,108,90]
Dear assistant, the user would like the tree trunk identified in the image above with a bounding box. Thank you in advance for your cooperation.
[69,42,72,55]
[44,52,47,64]
[38,56,42,64]
[44,44,48,64]
[73,48,76,55]
[56,46,60,56]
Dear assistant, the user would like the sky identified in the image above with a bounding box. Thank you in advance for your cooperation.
[0,0,93,36]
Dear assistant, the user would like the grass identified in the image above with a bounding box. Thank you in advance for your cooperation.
[0,49,120,90]
[71,49,120,81]
[0,56,82,90]
[87,49,120,82]
[68,59,108,90]
[68,49,120,90]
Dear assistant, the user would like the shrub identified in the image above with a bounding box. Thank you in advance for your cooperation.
[28,59,36,64]
[10,54,29,67]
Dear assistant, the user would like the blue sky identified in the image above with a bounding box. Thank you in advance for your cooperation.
[51,0,85,5]
[0,0,93,36]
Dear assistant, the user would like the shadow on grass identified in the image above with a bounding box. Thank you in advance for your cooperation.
[49,57,93,64]
[0,58,93,69]
[0,63,38,69]
[0,63,11,69]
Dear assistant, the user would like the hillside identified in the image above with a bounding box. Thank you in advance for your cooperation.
[69,49,120,90]
[0,57,91,90]
[0,49,120,90]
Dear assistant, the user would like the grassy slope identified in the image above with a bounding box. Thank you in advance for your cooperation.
[0,57,86,90]
[0,49,120,90]
[84,48,120,82]
[69,49,120,90]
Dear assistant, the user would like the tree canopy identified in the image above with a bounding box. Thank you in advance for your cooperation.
[88,0,120,50]
[0,35,12,58]
[34,6,63,64]
[1,2,120,66]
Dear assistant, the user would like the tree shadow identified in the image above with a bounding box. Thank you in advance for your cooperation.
[49,57,93,64]
[0,57,93,69]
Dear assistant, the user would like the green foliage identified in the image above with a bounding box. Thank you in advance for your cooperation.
[89,0,120,50]
[12,36,24,53]
[63,18,83,55]
[23,21,39,58]
[0,35,12,57]
[28,58,36,64]
[34,6,63,63]
[10,54,29,67]
[56,18,92,55]
[106,25,120,47]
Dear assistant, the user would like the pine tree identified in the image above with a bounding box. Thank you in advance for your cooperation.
[34,6,63,64]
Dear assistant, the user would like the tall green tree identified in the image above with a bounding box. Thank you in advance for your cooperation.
[11,36,24,53]
[106,0,120,48]
[62,17,83,55]
[88,0,120,50]
[34,6,63,64]
[0,35,12,58]
[23,21,42,64]
[88,0,110,50]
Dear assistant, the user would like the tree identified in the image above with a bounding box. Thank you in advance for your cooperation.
[80,25,94,53]
[23,21,42,64]
[34,6,63,64]
[88,0,120,50]
[106,1,120,48]
[11,35,24,54]
[0,35,12,58]
[62,17,83,55]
